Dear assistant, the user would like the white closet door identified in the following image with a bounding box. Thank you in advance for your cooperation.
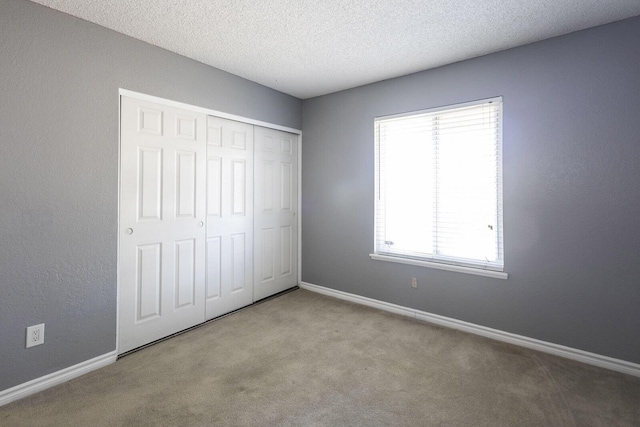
[119,96,206,354]
[254,126,298,301]
[205,116,254,319]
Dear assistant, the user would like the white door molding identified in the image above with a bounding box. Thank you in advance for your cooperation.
[119,89,302,135]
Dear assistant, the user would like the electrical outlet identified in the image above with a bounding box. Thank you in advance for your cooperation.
[411,277,417,288]
[26,323,45,348]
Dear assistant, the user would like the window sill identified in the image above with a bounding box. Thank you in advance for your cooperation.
[369,254,508,280]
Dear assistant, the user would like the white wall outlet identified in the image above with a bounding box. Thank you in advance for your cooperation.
[26,323,45,348]
[411,277,418,288]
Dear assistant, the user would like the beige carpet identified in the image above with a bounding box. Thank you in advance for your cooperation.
[2,289,639,426]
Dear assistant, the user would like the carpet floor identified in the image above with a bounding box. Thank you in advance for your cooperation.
[1,289,639,426]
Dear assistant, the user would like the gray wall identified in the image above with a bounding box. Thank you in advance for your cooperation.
[0,0,301,391]
[302,16,640,364]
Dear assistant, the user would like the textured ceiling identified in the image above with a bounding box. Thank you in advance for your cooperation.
[30,0,640,99]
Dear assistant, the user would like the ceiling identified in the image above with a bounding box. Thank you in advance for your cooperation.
[31,0,640,99]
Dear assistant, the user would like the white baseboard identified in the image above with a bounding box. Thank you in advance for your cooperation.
[0,351,117,407]
[299,281,640,378]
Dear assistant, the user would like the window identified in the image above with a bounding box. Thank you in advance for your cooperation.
[372,97,505,277]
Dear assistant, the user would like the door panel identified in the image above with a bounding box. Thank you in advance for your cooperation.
[136,243,162,320]
[119,96,206,354]
[231,233,246,292]
[175,238,196,308]
[261,228,274,281]
[175,152,197,218]
[138,147,163,221]
[280,225,292,276]
[206,236,222,299]
[281,162,293,211]
[254,126,298,301]
[207,157,222,217]
[205,116,254,320]
[231,160,247,215]
[262,161,274,211]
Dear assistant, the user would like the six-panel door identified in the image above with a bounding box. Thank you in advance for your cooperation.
[205,116,254,320]
[253,126,298,301]
[119,96,207,354]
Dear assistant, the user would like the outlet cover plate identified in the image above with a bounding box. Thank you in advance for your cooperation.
[26,323,45,348]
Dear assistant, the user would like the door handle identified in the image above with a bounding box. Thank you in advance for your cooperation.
[126,228,134,235]
[198,221,204,228]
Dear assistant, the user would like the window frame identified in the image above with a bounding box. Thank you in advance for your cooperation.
[370,97,507,279]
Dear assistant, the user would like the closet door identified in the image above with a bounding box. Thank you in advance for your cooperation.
[119,96,206,354]
[254,126,298,301]
[205,116,254,319]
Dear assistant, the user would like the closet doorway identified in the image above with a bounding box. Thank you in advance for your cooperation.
[118,92,299,354]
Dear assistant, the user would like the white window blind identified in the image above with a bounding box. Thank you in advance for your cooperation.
[374,97,504,271]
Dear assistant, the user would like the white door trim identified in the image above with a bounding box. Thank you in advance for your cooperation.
[297,135,302,287]
[116,88,302,354]
[119,89,301,135]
